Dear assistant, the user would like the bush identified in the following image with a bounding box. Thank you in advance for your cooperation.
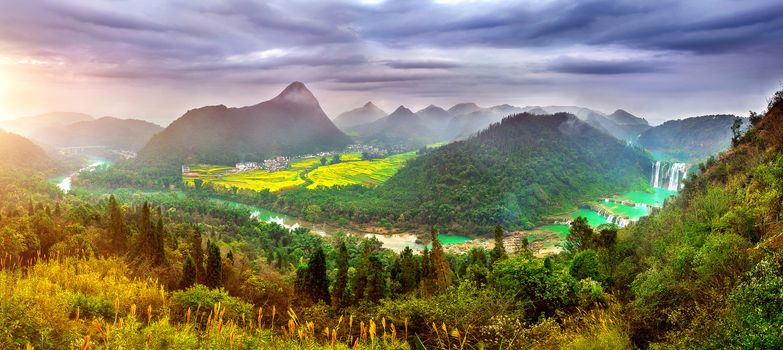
[171,285,253,325]
[492,255,578,319]
[569,249,604,282]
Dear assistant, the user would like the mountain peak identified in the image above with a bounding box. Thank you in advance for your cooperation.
[448,102,482,115]
[393,105,413,114]
[363,101,376,108]
[272,81,319,106]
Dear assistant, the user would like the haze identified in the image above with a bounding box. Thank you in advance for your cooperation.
[1,0,781,125]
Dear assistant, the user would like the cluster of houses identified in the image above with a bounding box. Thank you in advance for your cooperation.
[346,144,389,158]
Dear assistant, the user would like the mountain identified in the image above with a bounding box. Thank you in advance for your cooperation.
[0,112,93,136]
[375,112,650,231]
[607,109,648,126]
[447,102,482,116]
[638,114,742,160]
[535,106,650,141]
[351,106,436,147]
[138,82,351,165]
[32,117,162,151]
[448,104,525,139]
[0,130,52,170]
[333,102,387,130]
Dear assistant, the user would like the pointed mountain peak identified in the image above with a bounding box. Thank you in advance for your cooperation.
[419,104,446,112]
[272,81,319,106]
[392,105,413,114]
[363,101,377,108]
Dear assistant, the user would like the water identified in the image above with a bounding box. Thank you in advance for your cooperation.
[614,188,678,208]
[53,157,112,193]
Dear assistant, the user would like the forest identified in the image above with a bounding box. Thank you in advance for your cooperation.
[0,89,781,349]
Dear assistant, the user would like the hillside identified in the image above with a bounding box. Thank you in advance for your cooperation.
[32,117,162,150]
[374,112,651,230]
[332,102,387,130]
[139,82,351,165]
[0,130,52,170]
[638,114,742,160]
[609,91,783,347]
[0,112,93,136]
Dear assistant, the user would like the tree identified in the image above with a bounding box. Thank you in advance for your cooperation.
[565,217,595,254]
[191,228,206,284]
[596,225,618,249]
[205,240,223,289]
[107,195,126,251]
[193,178,203,190]
[731,116,744,147]
[333,241,350,308]
[330,154,341,164]
[180,254,197,289]
[397,246,419,294]
[569,249,603,282]
[492,224,507,262]
[305,246,330,304]
[153,209,166,265]
[422,227,453,295]
[364,254,385,303]
[320,156,327,166]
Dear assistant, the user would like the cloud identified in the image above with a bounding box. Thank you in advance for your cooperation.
[546,57,663,75]
[384,60,462,69]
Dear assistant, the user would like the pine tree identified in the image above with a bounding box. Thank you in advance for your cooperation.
[353,242,372,302]
[107,195,126,251]
[138,202,153,258]
[205,240,223,289]
[191,228,206,283]
[27,199,34,216]
[398,246,419,294]
[492,224,508,262]
[180,254,197,289]
[305,246,330,304]
[153,208,166,265]
[426,227,453,295]
[333,240,350,308]
[364,254,385,303]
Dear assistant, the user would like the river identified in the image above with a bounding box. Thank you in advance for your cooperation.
[52,157,112,193]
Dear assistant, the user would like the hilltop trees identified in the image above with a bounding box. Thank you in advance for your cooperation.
[332,240,350,308]
[298,245,330,304]
[565,216,595,254]
[180,254,197,289]
[421,227,453,296]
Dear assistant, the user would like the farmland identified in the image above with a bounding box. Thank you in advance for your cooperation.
[183,151,417,192]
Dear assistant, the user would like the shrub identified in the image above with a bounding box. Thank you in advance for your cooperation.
[171,285,253,325]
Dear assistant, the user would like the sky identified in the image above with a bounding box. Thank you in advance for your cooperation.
[0,0,782,126]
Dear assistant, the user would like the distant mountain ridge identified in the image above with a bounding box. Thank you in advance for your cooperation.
[351,106,436,146]
[638,114,744,160]
[32,117,162,151]
[139,82,351,165]
[333,102,387,129]
[0,112,93,136]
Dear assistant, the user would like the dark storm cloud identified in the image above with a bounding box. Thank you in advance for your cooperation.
[384,60,462,69]
[547,57,662,75]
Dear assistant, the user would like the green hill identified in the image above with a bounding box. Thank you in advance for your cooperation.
[0,130,51,170]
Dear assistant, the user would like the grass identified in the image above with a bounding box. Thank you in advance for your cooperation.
[306,152,416,189]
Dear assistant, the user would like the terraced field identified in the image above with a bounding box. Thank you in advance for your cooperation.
[184,151,417,192]
[306,151,416,189]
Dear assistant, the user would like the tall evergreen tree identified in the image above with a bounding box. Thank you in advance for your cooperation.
[305,246,330,304]
[364,254,385,303]
[180,254,196,289]
[397,246,419,294]
[153,208,166,265]
[191,228,206,284]
[424,227,453,295]
[205,240,223,289]
[492,224,507,262]
[352,241,372,302]
[333,240,350,308]
[107,195,126,251]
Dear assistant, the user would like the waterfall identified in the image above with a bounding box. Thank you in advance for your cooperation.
[650,161,688,191]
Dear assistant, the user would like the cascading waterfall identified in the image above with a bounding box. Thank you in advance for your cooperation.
[650,161,689,191]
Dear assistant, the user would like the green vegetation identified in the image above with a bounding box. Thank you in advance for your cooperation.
[307,151,416,189]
